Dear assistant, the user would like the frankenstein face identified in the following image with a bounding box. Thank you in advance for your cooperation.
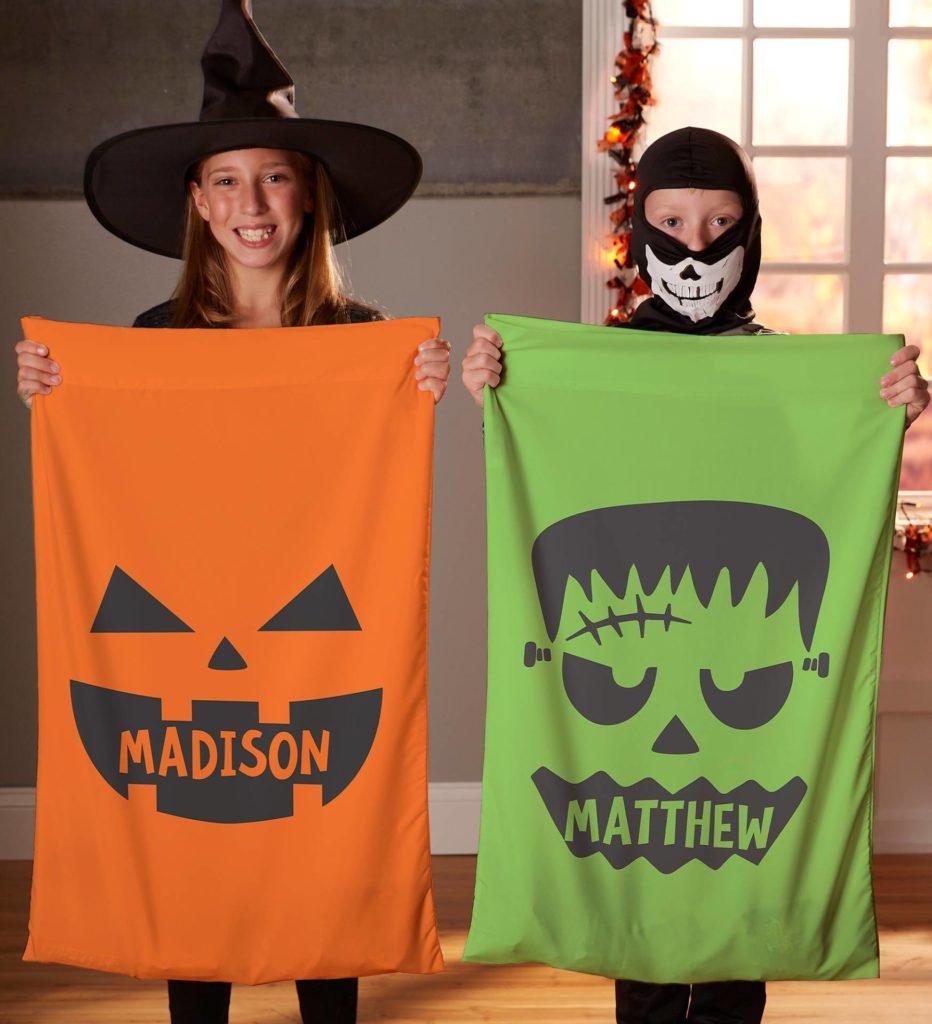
[528,501,830,872]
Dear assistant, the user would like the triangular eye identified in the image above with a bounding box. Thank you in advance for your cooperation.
[91,566,193,633]
[260,565,361,632]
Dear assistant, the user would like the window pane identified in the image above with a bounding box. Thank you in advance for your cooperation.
[653,0,744,26]
[753,40,849,145]
[890,0,932,26]
[754,0,850,27]
[755,157,847,262]
[646,39,743,143]
[753,274,845,333]
[887,40,932,146]
[885,275,932,489]
[886,158,932,262]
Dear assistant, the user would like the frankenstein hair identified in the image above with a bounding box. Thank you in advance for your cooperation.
[531,501,829,649]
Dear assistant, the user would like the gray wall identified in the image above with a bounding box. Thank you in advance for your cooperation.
[0,193,581,785]
[0,0,581,195]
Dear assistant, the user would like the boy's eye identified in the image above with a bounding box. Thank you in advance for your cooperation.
[662,217,681,229]
[215,178,234,186]
[713,216,733,228]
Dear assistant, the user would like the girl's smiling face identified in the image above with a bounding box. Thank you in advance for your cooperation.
[644,187,743,253]
[188,147,314,270]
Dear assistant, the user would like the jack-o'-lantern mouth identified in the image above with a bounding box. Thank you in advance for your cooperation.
[532,767,806,873]
[71,680,381,824]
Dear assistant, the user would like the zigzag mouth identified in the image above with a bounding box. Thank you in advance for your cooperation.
[532,767,806,873]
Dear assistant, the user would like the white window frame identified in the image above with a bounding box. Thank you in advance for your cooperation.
[581,0,932,334]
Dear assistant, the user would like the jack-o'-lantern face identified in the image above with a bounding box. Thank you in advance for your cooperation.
[526,501,830,873]
[72,563,380,824]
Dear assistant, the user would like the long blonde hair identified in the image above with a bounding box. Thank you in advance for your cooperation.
[170,153,371,328]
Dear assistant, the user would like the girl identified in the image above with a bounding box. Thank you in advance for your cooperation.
[460,126,928,1024]
[15,4,449,1023]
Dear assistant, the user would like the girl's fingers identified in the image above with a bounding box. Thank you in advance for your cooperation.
[417,337,451,353]
[17,352,60,375]
[415,361,451,382]
[18,366,61,387]
[418,377,447,403]
[415,350,451,366]
[14,340,49,357]
[18,382,50,407]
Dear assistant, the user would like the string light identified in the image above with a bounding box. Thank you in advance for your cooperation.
[898,501,931,578]
[601,1,659,325]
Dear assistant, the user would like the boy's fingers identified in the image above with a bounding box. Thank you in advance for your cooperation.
[888,386,924,408]
[462,353,502,373]
[880,361,919,387]
[889,344,920,366]
[465,338,501,359]
[883,375,927,402]
[908,393,931,424]
[472,325,503,347]
[417,337,451,352]
[464,369,500,390]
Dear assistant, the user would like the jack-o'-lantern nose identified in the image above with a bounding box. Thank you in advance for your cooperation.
[651,715,699,755]
[208,637,247,671]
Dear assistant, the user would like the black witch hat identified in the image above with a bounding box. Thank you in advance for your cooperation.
[84,0,422,259]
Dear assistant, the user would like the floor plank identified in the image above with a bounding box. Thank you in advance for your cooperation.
[0,856,928,1021]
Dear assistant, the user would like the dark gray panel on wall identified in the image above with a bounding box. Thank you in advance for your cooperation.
[0,0,582,196]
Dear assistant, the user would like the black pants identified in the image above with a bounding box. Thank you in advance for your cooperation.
[615,980,765,1024]
[167,976,358,1024]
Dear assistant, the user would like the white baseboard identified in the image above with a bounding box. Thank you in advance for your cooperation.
[0,789,37,859]
[428,782,482,854]
[0,784,483,860]
[2,786,930,860]
[872,817,932,854]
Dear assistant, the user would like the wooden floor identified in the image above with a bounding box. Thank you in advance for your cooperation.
[1,856,929,1022]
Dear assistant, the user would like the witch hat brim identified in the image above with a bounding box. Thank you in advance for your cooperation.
[84,118,422,259]
[83,0,422,260]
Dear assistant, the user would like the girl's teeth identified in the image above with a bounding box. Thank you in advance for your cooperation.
[237,227,274,241]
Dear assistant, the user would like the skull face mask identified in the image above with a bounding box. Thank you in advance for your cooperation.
[625,127,763,335]
[644,244,745,323]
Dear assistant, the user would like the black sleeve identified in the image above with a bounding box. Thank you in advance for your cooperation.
[132,299,175,328]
